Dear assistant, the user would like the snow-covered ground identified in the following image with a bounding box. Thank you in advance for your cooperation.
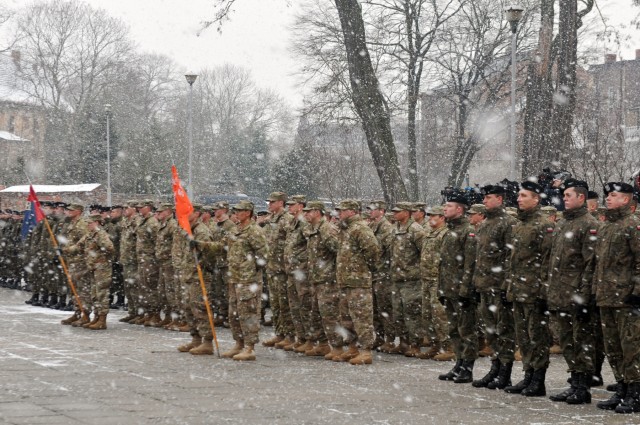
[0,287,625,424]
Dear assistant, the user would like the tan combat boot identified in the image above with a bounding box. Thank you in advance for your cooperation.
[83,314,100,328]
[349,349,373,365]
[190,338,214,355]
[61,312,80,325]
[388,339,409,355]
[415,345,440,360]
[294,340,314,353]
[156,313,172,328]
[88,314,107,330]
[177,336,202,353]
[262,335,285,347]
[514,349,522,362]
[283,339,301,352]
[325,346,344,360]
[119,313,136,323]
[306,342,331,357]
[274,336,294,350]
[132,315,147,325]
[478,339,494,357]
[433,348,456,361]
[163,319,177,330]
[144,312,162,327]
[233,345,256,361]
[222,341,245,358]
[549,344,563,355]
[71,311,91,327]
[379,337,396,353]
[334,344,359,362]
[404,344,421,358]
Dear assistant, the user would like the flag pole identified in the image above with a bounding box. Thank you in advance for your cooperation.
[192,246,220,358]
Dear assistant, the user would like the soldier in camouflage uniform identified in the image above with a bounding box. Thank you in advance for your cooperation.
[389,202,426,357]
[83,214,114,330]
[334,199,381,365]
[504,181,553,397]
[411,202,427,228]
[284,195,311,352]
[366,200,395,352]
[471,185,518,390]
[262,192,294,348]
[593,182,640,413]
[303,201,340,358]
[135,200,161,326]
[60,204,92,326]
[24,204,48,306]
[220,200,268,361]
[48,202,68,309]
[155,204,177,327]
[418,205,450,360]
[119,201,141,323]
[547,179,599,405]
[105,206,125,309]
[209,201,236,326]
[437,192,478,384]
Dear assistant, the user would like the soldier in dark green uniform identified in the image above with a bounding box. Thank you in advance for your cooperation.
[105,205,124,309]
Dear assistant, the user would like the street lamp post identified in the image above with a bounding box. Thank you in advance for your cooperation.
[185,73,198,198]
[105,103,112,207]
[505,4,523,180]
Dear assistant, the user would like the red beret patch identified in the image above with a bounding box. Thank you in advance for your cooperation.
[547,227,554,233]
[469,233,475,238]
[589,229,597,235]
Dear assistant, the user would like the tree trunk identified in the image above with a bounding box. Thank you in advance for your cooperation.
[334,0,408,204]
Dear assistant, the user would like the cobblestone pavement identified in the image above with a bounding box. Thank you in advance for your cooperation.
[0,288,632,425]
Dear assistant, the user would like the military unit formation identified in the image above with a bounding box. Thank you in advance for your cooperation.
[2,175,640,415]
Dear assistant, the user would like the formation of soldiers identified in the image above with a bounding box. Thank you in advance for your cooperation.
[1,178,640,414]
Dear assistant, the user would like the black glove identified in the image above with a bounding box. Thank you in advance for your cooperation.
[458,297,472,309]
[473,290,481,303]
[189,239,199,250]
[575,304,591,323]
[534,298,549,315]
[438,296,446,306]
[623,294,640,308]
[500,291,513,308]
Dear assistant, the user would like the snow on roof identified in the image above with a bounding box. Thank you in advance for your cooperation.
[0,184,102,193]
[0,131,30,142]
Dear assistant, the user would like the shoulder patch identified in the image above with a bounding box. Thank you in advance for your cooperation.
[589,229,597,235]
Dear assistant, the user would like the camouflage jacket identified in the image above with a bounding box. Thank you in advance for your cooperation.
[438,216,477,299]
[390,218,426,283]
[264,210,291,274]
[547,206,598,310]
[507,206,553,303]
[284,216,309,275]
[472,207,517,292]
[177,221,213,283]
[420,224,448,282]
[171,224,188,272]
[593,206,640,307]
[369,217,393,278]
[227,221,268,285]
[104,216,122,261]
[119,215,140,265]
[305,218,339,285]
[155,217,177,262]
[209,217,236,269]
[85,226,114,271]
[336,214,381,289]
[135,214,159,263]
[62,217,90,266]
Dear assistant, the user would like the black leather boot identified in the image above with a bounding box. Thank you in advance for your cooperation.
[505,368,533,394]
[472,359,500,388]
[46,294,58,308]
[521,368,546,397]
[615,382,640,414]
[25,292,39,305]
[438,359,462,381]
[488,361,513,389]
[566,372,591,404]
[549,372,577,402]
[597,381,626,410]
[33,291,48,307]
[53,294,67,310]
[454,360,474,384]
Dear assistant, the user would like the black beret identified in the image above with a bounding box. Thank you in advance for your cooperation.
[444,190,469,206]
[603,182,634,196]
[562,178,589,192]
[521,181,543,194]
[587,191,599,200]
[481,185,506,196]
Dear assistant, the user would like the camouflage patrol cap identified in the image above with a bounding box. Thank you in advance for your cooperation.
[87,213,104,223]
[335,199,361,211]
[468,204,486,215]
[361,210,371,218]
[126,200,138,208]
[541,206,557,214]
[303,200,325,213]
[267,192,287,202]
[138,199,155,208]
[191,203,205,213]
[366,200,387,210]
[426,205,445,216]
[286,195,306,205]
[65,203,84,211]
[202,205,214,213]
[391,202,416,212]
[412,202,427,211]
[156,203,173,212]
[232,200,255,211]
[212,201,229,210]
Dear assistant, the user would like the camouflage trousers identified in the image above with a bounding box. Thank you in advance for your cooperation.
[443,297,478,361]
[157,263,175,314]
[186,273,214,339]
[551,309,595,374]
[137,256,159,314]
[211,267,229,320]
[90,265,112,315]
[121,262,138,315]
[229,280,262,345]
[513,302,550,371]
[392,280,423,345]
[266,272,293,337]
[372,274,394,340]
[287,269,312,341]
[307,281,332,345]
[28,255,45,293]
[339,286,375,349]
[422,279,449,347]
[173,267,189,317]
[68,262,91,313]
[600,307,640,383]
[478,291,516,363]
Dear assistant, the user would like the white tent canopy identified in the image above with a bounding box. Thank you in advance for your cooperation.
[0,184,101,193]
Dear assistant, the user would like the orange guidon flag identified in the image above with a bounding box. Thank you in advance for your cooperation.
[171,165,194,236]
